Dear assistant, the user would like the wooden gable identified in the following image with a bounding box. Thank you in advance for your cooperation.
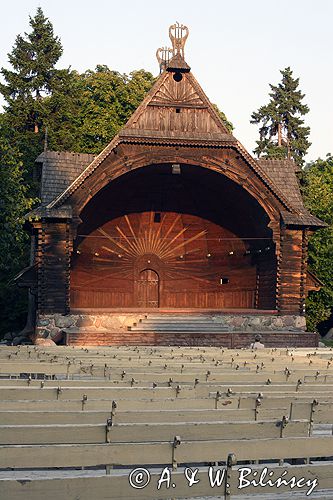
[120,70,231,137]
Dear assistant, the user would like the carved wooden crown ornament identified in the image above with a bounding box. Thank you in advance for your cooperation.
[156,22,189,72]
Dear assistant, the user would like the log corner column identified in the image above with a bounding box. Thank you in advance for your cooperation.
[277,226,308,316]
[37,218,73,314]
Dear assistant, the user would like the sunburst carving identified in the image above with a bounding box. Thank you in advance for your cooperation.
[151,76,203,106]
[96,213,206,263]
[76,212,209,286]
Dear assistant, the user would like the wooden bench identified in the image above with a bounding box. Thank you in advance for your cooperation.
[0,437,332,499]
[0,345,332,499]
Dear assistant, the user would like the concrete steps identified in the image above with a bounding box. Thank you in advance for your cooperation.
[128,314,229,333]
[64,314,318,348]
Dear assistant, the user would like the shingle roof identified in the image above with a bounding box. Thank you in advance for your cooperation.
[35,152,325,228]
[257,159,304,211]
[166,53,191,72]
[257,159,326,228]
[36,151,96,206]
[280,211,326,227]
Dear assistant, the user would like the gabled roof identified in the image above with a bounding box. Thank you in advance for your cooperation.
[117,68,232,136]
[46,64,293,212]
[45,67,237,209]
[32,51,323,230]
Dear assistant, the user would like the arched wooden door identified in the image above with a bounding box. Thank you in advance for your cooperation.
[137,269,159,308]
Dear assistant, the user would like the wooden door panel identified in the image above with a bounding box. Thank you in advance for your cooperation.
[137,270,159,308]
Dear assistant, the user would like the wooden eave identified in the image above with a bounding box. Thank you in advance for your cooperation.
[306,270,324,291]
[281,211,327,228]
[25,205,73,221]
[47,137,295,213]
[13,264,37,288]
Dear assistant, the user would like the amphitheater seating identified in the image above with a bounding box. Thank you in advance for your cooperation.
[0,345,332,499]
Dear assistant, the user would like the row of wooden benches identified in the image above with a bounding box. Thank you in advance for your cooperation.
[0,400,331,424]
[1,437,333,499]
[0,346,332,499]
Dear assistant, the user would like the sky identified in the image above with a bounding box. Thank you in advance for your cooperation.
[0,0,332,162]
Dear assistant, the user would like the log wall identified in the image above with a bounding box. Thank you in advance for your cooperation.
[37,221,71,314]
[277,228,307,315]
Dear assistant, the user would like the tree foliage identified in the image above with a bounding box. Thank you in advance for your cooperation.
[72,67,156,154]
[251,67,311,167]
[212,103,233,133]
[0,7,76,191]
[0,7,62,127]
[302,154,333,334]
[0,132,35,333]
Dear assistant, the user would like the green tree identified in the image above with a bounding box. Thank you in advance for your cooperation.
[251,67,311,167]
[0,7,62,133]
[302,154,333,333]
[0,133,35,334]
[0,7,77,192]
[212,104,233,133]
[73,66,156,153]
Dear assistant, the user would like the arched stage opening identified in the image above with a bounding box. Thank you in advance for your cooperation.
[71,163,277,311]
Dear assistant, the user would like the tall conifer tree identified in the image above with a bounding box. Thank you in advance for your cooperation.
[0,7,63,133]
[0,7,77,191]
[251,67,311,166]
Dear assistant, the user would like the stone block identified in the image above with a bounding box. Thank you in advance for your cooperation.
[55,315,76,328]
[37,319,50,327]
[295,316,306,330]
[272,317,284,328]
[49,328,63,343]
[35,327,50,339]
[261,317,272,327]
[77,316,94,328]
[34,338,56,346]
[100,316,120,329]
[282,316,294,327]
[248,317,262,328]
[231,316,246,328]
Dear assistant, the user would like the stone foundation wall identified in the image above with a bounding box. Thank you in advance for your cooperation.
[35,312,307,343]
[66,331,318,348]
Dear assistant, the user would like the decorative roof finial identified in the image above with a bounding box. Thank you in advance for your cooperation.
[169,22,189,58]
[156,46,173,74]
[156,22,190,73]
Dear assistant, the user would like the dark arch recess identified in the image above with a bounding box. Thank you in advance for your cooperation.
[78,163,272,243]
